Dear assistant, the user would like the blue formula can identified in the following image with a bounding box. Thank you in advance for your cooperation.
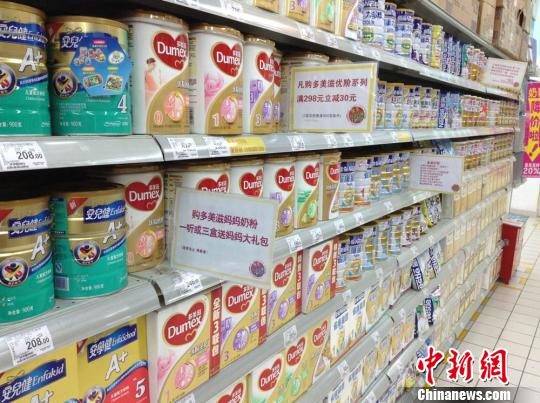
[0,2,50,135]
[0,194,54,323]
[50,183,128,298]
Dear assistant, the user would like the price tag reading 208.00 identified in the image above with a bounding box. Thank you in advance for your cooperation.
[0,141,47,171]
[6,325,54,366]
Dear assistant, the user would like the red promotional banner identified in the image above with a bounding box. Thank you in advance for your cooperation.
[524,82,540,177]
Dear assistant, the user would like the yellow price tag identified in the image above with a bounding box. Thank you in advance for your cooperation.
[392,131,412,142]
[225,137,266,155]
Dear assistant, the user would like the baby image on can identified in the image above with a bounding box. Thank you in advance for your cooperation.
[0,1,50,135]
[189,24,243,134]
[123,11,190,134]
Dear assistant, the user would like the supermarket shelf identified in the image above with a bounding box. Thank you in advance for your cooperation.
[276,190,436,260]
[400,0,509,60]
[359,369,394,403]
[410,127,516,142]
[0,135,163,172]
[80,0,523,100]
[0,277,160,372]
[297,316,395,403]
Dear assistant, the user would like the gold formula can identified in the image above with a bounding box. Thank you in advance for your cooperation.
[319,151,341,221]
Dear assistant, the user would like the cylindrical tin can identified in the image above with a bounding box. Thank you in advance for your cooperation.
[295,154,320,229]
[391,152,402,192]
[319,151,341,221]
[384,82,404,129]
[362,8,384,47]
[353,155,371,206]
[339,158,356,212]
[411,16,422,62]
[263,155,295,236]
[419,87,432,129]
[431,89,440,128]
[347,230,363,281]
[95,164,165,272]
[337,0,361,40]
[400,207,412,247]
[246,0,279,13]
[388,212,402,255]
[189,24,243,134]
[243,36,275,134]
[379,154,393,196]
[0,1,50,135]
[369,154,382,201]
[375,218,389,260]
[273,49,282,131]
[336,234,349,292]
[395,22,412,57]
[431,24,444,69]
[0,194,54,322]
[364,0,384,9]
[230,158,264,198]
[420,23,432,65]
[123,11,189,135]
[384,16,396,52]
[384,2,397,18]
[50,183,128,298]
[47,16,132,135]
[361,224,376,271]
[410,204,421,241]
[396,8,414,24]
[376,80,386,129]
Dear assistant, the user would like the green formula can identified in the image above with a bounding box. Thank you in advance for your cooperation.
[50,183,128,298]
[0,1,50,135]
[46,16,132,135]
[0,194,54,323]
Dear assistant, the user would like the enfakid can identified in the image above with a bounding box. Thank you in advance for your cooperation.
[319,151,341,221]
[47,16,132,135]
[294,153,320,229]
[189,24,243,134]
[243,36,275,134]
[0,1,50,135]
[0,193,54,323]
[94,164,165,272]
[263,155,295,237]
[336,234,349,292]
[396,8,414,24]
[430,24,444,69]
[229,158,264,197]
[123,11,190,134]
[50,183,128,298]
[273,49,282,131]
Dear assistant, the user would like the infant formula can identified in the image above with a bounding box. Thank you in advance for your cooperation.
[369,154,382,201]
[411,16,422,62]
[280,52,329,132]
[301,239,337,313]
[123,11,189,135]
[392,152,402,192]
[230,158,264,197]
[384,82,404,129]
[311,0,337,33]
[400,151,410,189]
[336,0,360,40]
[431,88,440,128]
[430,24,444,69]
[0,1,50,135]
[295,153,320,229]
[353,155,371,205]
[280,0,310,23]
[395,22,412,57]
[384,17,396,53]
[51,183,128,298]
[246,0,280,13]
[268,252,301,333]
[347,230,363,281]
[336,234,348,292]
[402,84,415,129]
[361,224,376,271]
[364,0,384,8]
[375,218,389,261]
[420,23,432,65]
[362,8,384,47]
[388,212,402,254]
[0,193,54,323]
[339,158,356,212]
[376,80,386,129]
[379,153,392,196]
[243,36,275,134]
[189,24,243,135]
[319,151,341,221]
[396,8,414,24]
[47,16,132,135]
[273,49,282,131]
[96,164,165,272]
[249,352,287,402]
[419,87,432,128]
[263,155,295,236]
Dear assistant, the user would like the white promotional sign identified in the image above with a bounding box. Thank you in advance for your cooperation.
[172,188,277,288]
[291,63,377,132]
[481,58,527,92]
[409,154,464,193]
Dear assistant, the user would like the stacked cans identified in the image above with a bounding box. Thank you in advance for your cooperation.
[384,82,404,129]
[383,2,396,52]
[411,16,422,62]
[430,25,444,69]
[362,0,385,48]
[395,8,413,57]
[376,80,386,129]
[420,22,432,65]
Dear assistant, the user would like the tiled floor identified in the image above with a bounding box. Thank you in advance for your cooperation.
[435,217,540,401]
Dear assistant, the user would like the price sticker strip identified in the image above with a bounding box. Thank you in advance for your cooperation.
[203,137,231,157]
[167,137,199,160]
[5,325,54,367]
[0,141,48,171]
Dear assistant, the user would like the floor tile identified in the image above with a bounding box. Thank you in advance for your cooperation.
[519,292,540,303]
[470,322,504,338]
[496,340,530,358]
[509,312,539,327]
[508,354,527,371]
[532,338,540,350]
[491,292,519,304]
[457,341,486,358]
[525,279,540,287]
[528,347,540,362]
[505,321,537,336]
[520,373,540,392]
[516,297,540,309]
[463,331,498,349]
[525,359,540,376]
[475,313,507,328]
[485,299,515,312]
[500,330,534,346]
[515,388,540,403]
[483,306,512,319]
[514,305,540,319]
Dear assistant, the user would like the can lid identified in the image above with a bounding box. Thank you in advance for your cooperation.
[385,2,397,7]
[273,48,283,57]
[283,52,329,64]
[101,163,163,174]
[245,35,275,48]
[346,229,362,235]
[122,10,188,29]
[47,15,129,31]
[168,162,230,172]
[265,155,296,163]
[296,153,321,161]
[396,8,414,12]
[329,57,352,64]
[230,157,264,167]
[52,182,125,196]
[421,22,433,27]
[0,1,45,19]
[191,23,243,39]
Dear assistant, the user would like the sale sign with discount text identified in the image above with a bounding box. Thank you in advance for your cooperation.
[480,58,527,92]
[524,82,540,178]
[409,154,464,193]
[291,63,377,132]
[172,188,277,288]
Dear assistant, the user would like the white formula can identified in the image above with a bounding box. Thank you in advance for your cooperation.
[243,36,275,134]
[229,158,264,197]
[273,49,282,132]
[263,155,296,237]
[295,153,320,229]
[189,24,243,134]
[124,11,190,134]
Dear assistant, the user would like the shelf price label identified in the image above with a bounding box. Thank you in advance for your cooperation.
[296,23,316,42]
[310,227,323,243]
[324,134,338,148]
[220,0,244,19]
[334,219,345,234]
[168,137,199,160]
[384,200,394,213]
[286,234,303,253]
[283,325,298,347]
[364,133,374,145]
[337,360,350,377]
[354,212,365,226]
[288,135,306,151]
[326,34,339,49]
[0,141,47,171]
[342,288,352,303]
[203,136,231,157]
[6,325,54,366]
[342,133,354,147]
[173,271,204,295]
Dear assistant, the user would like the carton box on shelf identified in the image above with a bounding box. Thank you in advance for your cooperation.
[478,0,497,41]
[431,0,480,32]
[248,351,287,402]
